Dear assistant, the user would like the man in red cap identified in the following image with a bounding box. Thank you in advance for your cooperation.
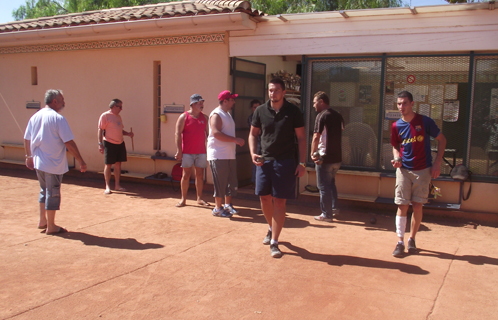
[207,90,245,217]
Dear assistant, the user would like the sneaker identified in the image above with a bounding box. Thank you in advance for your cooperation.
[270,243,282,258]
[392,242,405,257]
[224,203,239,215]
[407,238,417,254]
[314,214,333,222]
[263,230,272,245]
[212,207,232,218]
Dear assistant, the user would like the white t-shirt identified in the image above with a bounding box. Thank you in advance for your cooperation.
[24,107,75,174]
[207,107,236,160]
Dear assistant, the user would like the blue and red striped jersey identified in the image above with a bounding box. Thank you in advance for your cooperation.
[391,113,441,170]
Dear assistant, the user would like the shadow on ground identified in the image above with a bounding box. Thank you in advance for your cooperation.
[281,242,430,275]
[55,231,164,250]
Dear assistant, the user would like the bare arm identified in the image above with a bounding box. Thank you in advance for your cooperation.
[391,145,402,168]
[295,126,306,178]
[98,128,104,154]
[310,132,320,162]
[431,133,447,179]
[175,113,186,161]
[210,114,244,146]
[24,139,34,170]
[65,140,87,172]
[249,126,262,165]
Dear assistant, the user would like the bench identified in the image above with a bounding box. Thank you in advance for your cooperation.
[1,142,76,168]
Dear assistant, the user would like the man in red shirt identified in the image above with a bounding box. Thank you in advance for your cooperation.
[174,94,210,207]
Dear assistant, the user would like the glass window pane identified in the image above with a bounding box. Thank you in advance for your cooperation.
[308,59,382,169]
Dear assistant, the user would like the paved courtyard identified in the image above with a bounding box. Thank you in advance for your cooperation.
[1,166,497,320]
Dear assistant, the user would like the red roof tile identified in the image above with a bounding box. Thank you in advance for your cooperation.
[0,0,263,33]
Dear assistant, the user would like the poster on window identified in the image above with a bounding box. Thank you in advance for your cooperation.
[431,104,442,120]
[405,85,428,102]
[330,82,355,107]
[444,84,458,100]
[429,85,444,104]
[419,104,430,117]
[358,85,372,104]
[443,100,460,122]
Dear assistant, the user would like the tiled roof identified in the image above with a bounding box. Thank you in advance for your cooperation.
[0,0,263,34]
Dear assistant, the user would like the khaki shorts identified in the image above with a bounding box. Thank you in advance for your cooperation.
[395,167,432,205]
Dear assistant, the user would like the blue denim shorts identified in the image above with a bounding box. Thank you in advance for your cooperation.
[36,170,63,210]
[255,158,297,199]
[181,153,207,168]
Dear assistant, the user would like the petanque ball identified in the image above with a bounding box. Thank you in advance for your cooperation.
[370,217,377,225]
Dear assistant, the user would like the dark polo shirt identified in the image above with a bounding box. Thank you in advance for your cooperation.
[314,107,344,164]
[251,99,305,161]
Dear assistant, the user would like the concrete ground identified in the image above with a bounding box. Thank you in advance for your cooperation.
[1,165,497,320]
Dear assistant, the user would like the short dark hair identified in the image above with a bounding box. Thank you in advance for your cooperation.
[109,99,122,108]
[269,78,286,91]
[397,91,413,102]
[313,91,329,105]
[249,99,261,108]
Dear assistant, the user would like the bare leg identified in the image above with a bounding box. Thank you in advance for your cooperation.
[114,162,122,190]
[195,167,207,204]
[179,167,192,206]
[225,196,232,206]
[271,197,287,241]
[214,197,223,210]
[104,164,112,193]
[410,202,423,239]
[45,210,60,234]
[260,194,274,228]
[39,202,47,228]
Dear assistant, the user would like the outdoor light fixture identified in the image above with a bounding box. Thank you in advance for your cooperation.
[277,14,288,22]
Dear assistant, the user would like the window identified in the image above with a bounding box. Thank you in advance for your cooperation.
[306,58,382,169]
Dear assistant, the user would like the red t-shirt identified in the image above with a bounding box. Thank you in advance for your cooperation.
[182,111,207,154]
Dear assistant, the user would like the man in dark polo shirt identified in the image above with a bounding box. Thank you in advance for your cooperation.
[310,91,344,222]
[249,77,306,258]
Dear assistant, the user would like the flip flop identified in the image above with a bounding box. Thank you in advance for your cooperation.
[38,225,47,230]
[175,202,186,207]
[46,227,68,235]
[104,190,112,195]
[116,187,127,192]
[197,200,211,206]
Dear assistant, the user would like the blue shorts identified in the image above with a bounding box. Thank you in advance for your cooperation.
[36,170,63,211]
[182,153,207,168]
[255,158,297,199]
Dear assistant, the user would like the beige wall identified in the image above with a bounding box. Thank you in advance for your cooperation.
[0,39,230,177]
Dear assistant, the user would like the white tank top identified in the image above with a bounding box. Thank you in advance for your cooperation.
[207,107,236,160]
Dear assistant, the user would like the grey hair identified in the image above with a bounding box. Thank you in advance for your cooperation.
[45,89,62,105]
[109,98,122,108]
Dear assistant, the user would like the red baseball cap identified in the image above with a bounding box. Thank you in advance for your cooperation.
[218,90,238,101]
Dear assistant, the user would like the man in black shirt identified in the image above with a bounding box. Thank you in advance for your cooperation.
[310,91,344,222]
[249,78,306,258]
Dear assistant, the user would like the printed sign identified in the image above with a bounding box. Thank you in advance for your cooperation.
[407,75,416,84]
[163,104,185,113]
[385,110,401,120]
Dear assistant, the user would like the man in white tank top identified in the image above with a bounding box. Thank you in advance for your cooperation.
[207,90,245,217]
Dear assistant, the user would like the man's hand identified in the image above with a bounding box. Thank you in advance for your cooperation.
[98,144,104,154]
[25,157,34,170]
[391,159,402,168]
[431,159,442,179]
[79,161,87,173]
[128,131,134,138]
[295,164,305,178]
[235,137,245,147]
[252,154,263,166]
[175,150,182,161]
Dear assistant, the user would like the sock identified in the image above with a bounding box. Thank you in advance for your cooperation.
[270,239,278,245]
[268,226,272,232]
[396,215,407,239]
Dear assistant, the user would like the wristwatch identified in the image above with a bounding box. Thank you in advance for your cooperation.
[394,157,402,162]
[299,162,306,168]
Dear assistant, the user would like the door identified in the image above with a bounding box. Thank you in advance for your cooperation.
[231,58,266,186]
